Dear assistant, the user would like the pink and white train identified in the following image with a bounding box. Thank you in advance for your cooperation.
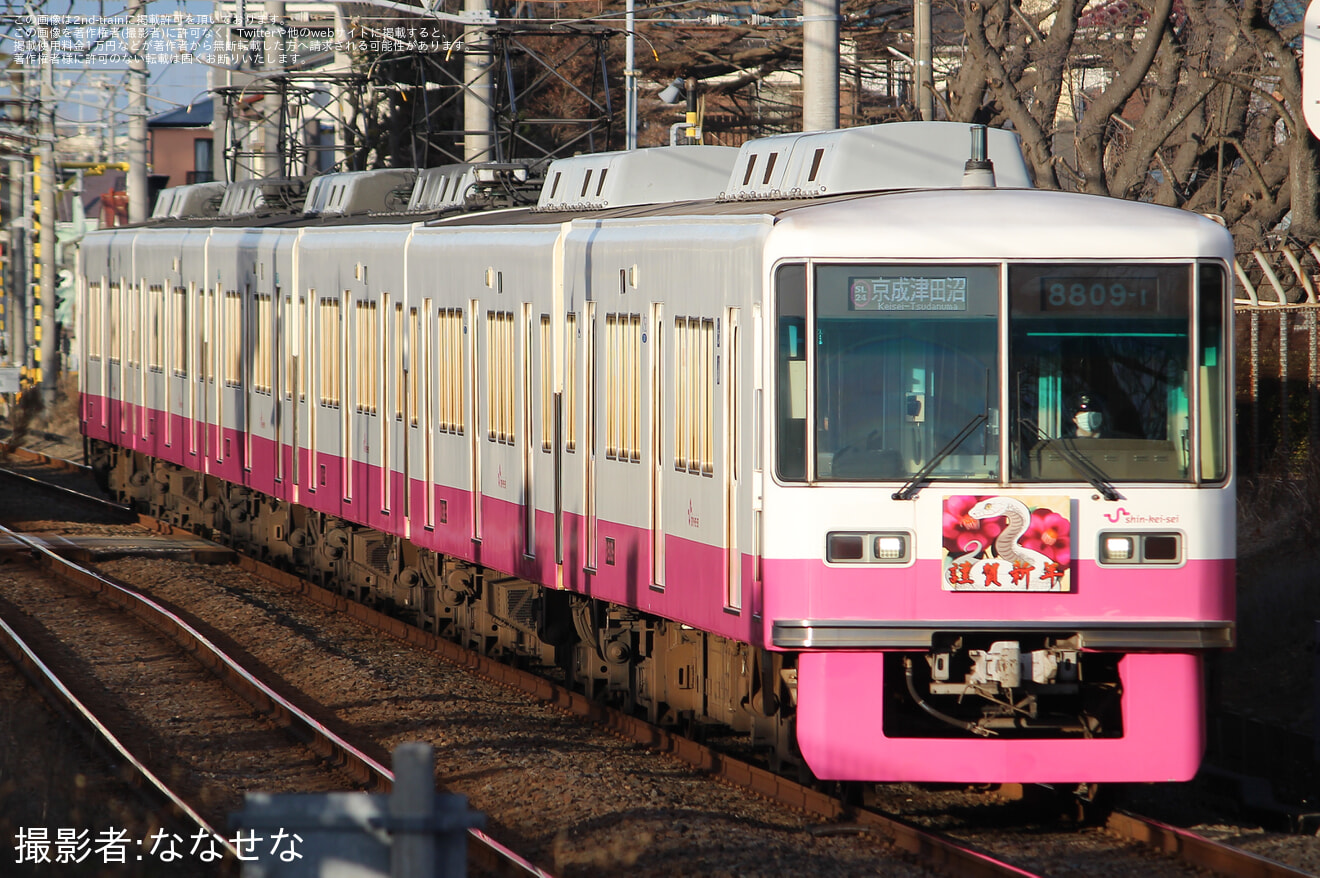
[78,122,1235,785]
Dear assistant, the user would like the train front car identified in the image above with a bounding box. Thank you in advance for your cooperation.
[762,187,1234,784]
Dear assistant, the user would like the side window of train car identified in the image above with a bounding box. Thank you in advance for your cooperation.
[319,297,341,407]
[354,300,378,414]
[606,312,641,462]
[438,308,464,434]
[171,287,188,376]
[540,314,552,452]
[674,315,714,475]
[565,312,577,452]
[127,284,140,368]
[775,264,807,481]
[487,310,515,444]
[408,308,420,425]
[284,294,296,399]
[254,294,273,394]
[148,285,164,372]
[108,283,121,363]
[394,304,405,420]
[87,282,102,360]
[223,291,242,387]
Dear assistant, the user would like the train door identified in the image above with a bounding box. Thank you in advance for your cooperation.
[341,291,353,502]
[555,310,576,575]
[197,285,209,469]
[275,290,287,487]
[381,293,393,515]
[522,303,535,555]
[584,301,598,570]
[109,280,123,435]
[269,287,282,483]
[134,280,146,442]
[97,277,109,430]
[202,285,217,469]
[308,291,321,499]
[651,302,665,589]
[725,307,741,610]
[397,301,410,533]
[216,286,229,466]
[243,283,254,472]
[468,298,482,542]
[288,292,301,500]
[418,300,433,530]
[186,282,197,456]
[159,283,171,450]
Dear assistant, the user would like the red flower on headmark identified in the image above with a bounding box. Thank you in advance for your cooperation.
[942,495,1003,558]
[1023,508,1071,567]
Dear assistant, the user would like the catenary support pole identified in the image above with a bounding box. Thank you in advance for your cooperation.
[802,0,839,131]
[126,0,148,222]
[464,0,494,161]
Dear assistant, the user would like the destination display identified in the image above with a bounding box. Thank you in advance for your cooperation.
[849,276,970,312]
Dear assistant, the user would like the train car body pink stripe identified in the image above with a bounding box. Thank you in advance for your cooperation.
[760,557,1234,628]
[796,651,1204,783]
[81,395,757,645]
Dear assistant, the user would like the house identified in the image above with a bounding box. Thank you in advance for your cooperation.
[148,99,215,188]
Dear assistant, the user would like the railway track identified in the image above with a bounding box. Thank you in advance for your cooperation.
[1,445,1315,877]
[0,521,550,876]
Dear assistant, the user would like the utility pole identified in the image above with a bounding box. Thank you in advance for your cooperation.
[914,0,934,121]
[802,0,839,131]
[264,1,286,177]
[37,28,56,391]
[127,0,149,222]
[625,0,637,149]
[5,156,24,366]
[463,0,493,161]
[5,65,28,369]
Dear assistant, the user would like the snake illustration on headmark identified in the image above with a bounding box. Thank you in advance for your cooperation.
[943,495,1072,591]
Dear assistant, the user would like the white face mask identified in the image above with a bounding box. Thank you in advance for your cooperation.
[1076,411,1103,433]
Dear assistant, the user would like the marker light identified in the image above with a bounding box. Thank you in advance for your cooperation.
[827,534,864,562]
[1098,532,1183,565]
[825,532,911,564]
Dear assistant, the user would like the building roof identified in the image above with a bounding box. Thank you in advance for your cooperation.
[148,99,213,128]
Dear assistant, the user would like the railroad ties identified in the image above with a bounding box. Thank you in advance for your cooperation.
[0,530,234,564]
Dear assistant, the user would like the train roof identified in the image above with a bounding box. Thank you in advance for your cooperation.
[132,122,1033,230]
[105,184,1232,260]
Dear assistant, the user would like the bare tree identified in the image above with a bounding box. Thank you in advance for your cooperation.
[948,0,1320,251]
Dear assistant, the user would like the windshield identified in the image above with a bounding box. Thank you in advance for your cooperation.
[774,261,1227,485]
[809,265,999,482]
[1008,264,1193,483]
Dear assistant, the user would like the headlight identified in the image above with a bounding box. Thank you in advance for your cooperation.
[1098,532,1182,565]
[1102,536,1135,561]
[826,532,911,564]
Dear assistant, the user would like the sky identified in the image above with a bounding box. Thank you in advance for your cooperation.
[6,0,219,132]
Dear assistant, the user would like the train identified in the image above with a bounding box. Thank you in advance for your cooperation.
[77,121,1236,786]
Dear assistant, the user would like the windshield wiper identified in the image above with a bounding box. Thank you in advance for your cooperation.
[892,413,988,501]
[1019,419,1120,501]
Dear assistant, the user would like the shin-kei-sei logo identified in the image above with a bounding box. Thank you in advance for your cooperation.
[942,495,1072,592]
[1102,506,1180,525]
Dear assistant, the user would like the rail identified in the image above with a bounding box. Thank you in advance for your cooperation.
[6,444,1314,878]
[0,520,551,877]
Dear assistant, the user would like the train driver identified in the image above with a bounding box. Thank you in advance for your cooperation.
[1068,392,1107,439]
